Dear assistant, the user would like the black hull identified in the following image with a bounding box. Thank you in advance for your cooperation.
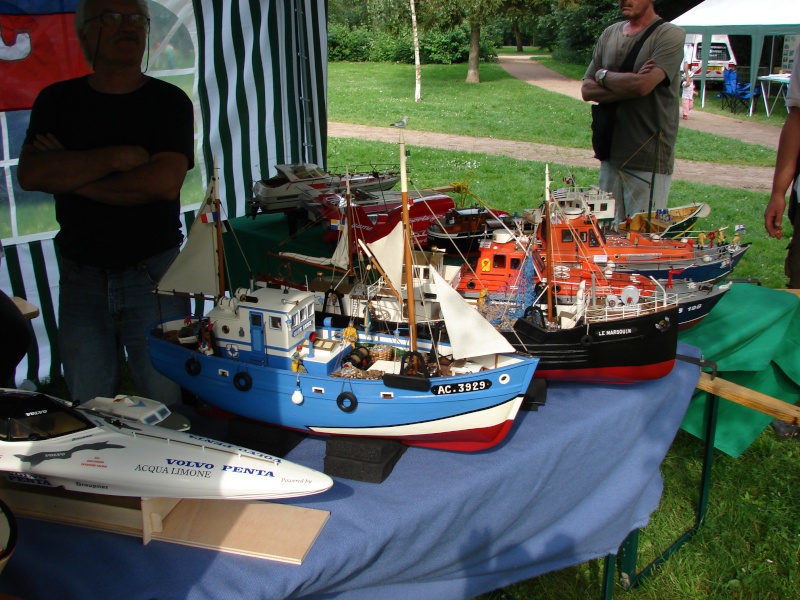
[503,305,680,383]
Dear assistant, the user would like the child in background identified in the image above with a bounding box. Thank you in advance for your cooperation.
[682,63,698,120]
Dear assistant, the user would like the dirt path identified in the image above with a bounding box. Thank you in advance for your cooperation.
[328,55,781,192]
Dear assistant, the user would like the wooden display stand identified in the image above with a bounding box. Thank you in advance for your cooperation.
[0,478,329,565]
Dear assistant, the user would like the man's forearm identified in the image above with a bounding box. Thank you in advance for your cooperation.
[75,152,189,206]
[17,144,149,194]
[771,107,800,199]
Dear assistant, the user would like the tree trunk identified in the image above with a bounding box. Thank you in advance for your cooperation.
[466,24,480,83]
[410,0,421,102]
[514,21,522,52]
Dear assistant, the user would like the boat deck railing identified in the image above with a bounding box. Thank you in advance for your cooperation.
[584,294,678,322]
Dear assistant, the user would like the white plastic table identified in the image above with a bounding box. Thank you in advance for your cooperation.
[758,74,791,117]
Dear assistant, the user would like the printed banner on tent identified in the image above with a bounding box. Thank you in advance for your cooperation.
[0,2,90,112]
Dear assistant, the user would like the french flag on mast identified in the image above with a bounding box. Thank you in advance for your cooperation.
[200,211,220,224]
[0,1,91,112]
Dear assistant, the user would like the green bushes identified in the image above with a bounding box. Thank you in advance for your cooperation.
[328,24,496,64]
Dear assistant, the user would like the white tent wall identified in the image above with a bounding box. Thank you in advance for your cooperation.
[1,0,329,387]
[673,0,800,115]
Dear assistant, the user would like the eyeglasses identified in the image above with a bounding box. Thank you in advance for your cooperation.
[85,12,150,29]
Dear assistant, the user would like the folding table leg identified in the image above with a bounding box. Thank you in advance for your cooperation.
[612,389,719,593]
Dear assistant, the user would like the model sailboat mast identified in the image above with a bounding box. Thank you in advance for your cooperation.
[544,165,555,325]
[396,119,418,352]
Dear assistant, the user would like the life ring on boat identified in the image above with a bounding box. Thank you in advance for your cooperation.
[336,391,358,413]
[233,371,253,392]
[580,334,593,347]
[226,344,239,358]
[277,262,292,279]
[185,357,201,376]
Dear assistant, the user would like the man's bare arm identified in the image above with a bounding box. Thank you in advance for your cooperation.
[582,58,666,103]
[765,107,800,239]
[17,135,149,194]
[75,151,189,206]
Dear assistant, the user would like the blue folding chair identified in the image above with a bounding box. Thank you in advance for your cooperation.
[721,68,759,114]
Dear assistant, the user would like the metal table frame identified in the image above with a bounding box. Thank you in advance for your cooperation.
[601,385,718,598]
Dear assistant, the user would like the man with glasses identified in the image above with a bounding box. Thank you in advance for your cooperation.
[17,0,194,406]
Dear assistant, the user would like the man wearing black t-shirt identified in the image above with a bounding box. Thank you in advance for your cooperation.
[17,0,194,405]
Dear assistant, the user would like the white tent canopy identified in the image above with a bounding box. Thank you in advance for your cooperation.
[673,0,800,114]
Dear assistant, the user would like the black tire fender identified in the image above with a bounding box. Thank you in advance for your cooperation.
[336,391,358,413]
[233,371,252,392]
[185,357,201,376]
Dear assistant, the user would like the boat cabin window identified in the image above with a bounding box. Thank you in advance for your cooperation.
[269,316,282,330]
[291,313,299,327]
[251,313,263,327]
[561,230,574,243]
[588,231,600,247]
[413,266,430,280]
[300,307,307,320]
[510,258,522,270]
[2,409,92,441]
[493,255,506,269]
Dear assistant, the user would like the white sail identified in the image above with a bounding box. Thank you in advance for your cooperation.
[431,269,516,360]
[364,221,404,292]
[156,183,222,298]
[279,225,350,270]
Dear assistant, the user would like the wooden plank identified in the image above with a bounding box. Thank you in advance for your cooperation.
[0,479,329,564]
[153,499,329,564]
[696,372,800,423]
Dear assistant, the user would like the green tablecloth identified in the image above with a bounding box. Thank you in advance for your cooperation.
[679,283,800,457]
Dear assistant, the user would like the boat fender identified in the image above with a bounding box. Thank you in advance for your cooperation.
[336,391,358,413]
[233,371,253,392]
[580,334,593,347]
[185,357,201,376]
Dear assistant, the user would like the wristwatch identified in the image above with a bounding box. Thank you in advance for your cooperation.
[597,69,609,87]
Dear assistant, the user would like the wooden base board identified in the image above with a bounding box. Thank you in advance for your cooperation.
[0,479,328,565]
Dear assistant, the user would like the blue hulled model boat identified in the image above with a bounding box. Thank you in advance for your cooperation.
[148,147,539,452]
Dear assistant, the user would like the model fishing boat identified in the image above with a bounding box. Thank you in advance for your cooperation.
[148,145,540,453]
[426,205,513,255]
[534,195,748,283]
[248,162,400,217]
[455,229,730,330]
[494,167,680,384]
[0,388,333,500]
[618,203,711,238]
[311,188,455,249]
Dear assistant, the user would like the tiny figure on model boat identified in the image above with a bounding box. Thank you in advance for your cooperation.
[0,388,333,500]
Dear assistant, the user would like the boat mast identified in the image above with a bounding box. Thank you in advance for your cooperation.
[211,164,226,298]
[345,167,354,279]
[398,126,418,351]
[544,165,555,325]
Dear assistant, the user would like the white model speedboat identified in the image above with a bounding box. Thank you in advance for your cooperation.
[0,388,333,500]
